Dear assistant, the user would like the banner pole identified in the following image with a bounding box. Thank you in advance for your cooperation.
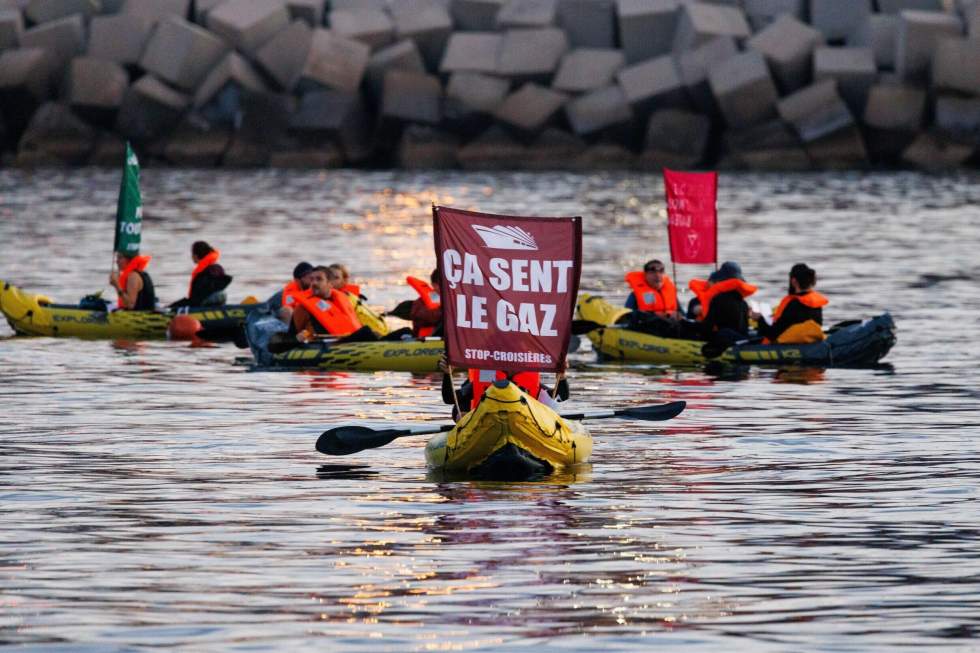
[447,365,463,418]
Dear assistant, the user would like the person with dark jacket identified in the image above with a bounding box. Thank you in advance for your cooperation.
[171,241,232,309]
[438,356,570,421]
[689,261,757,356]
[755,263,829,344]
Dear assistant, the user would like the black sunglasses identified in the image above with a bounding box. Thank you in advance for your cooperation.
[645,267,665,273]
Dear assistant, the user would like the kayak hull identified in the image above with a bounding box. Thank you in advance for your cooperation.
[0,280,255,340]
[263,339,444,373]
[425,381,592,479]
[577,294,896,368]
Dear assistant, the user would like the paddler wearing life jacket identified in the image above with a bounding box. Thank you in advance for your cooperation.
[170,240,232,309]
[438,356,570,422]
[109,251,156,310]
[755,263,828,344]
[624,259,680,318]
[272,261,316,323]
[289,265,371,342]
[328,263,364,300]
[408,268,443,338]
[688,261,757,346]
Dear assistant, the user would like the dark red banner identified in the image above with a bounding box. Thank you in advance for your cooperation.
[433,206,582,374]
[664,168,718,265]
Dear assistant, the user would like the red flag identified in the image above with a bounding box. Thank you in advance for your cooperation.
[433,206,582,374]
[664,168,718,265]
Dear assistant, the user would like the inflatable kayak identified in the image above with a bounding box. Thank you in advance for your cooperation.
[425,379,592,479]
[0,279,256,340]
[577,294,896,367]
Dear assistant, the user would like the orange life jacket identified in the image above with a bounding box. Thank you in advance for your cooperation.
[188,249,220,298]
[407,276,441,309]
[281,280,311,308]
[772,290,829,321]
[342,283,360,296]
[763,290,829,344]
[117,254,151,308]
[468,369,542,411]
[297,289,362,336]
[625,270,678,313]
[688,277,757,321]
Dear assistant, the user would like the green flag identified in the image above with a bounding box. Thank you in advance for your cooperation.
[114,142,142,255]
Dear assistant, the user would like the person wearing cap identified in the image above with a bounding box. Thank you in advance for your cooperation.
[624,259,681,318]
[688,261,757,349]
[754,263,829,344]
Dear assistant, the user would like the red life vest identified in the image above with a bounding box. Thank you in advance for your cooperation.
[117,254,151,308]
[407,276,442,337]
[688,277,757,321]
[281,280,311,308]
[342,283,360,296]
[624,271,678,313]
[772,290,829,321]
[297,289,362,336]
[467,369,542,411]
[188,249,220,298]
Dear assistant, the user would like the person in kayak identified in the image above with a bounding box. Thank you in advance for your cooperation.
[110,251,156,310]
[754,263,829,344]
[289,266,371,341]
[624,259,680,317]
[268,262,316,323]
[408,269,443,339]
[689,261,757,354]
[328,263,363,299]
[171,241,232,309]
[439,356,569,421]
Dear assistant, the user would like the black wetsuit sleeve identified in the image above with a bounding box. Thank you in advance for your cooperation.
[760,301,822,340]
[442,376,472,407]
[188,265,232,306]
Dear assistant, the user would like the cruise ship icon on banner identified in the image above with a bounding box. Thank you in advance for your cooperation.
[472,225,539,251]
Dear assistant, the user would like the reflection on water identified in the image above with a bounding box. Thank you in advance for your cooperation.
[1,169,980,650]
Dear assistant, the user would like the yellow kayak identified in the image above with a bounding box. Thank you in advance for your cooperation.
[425,380,592,479]
[262,338,444,373]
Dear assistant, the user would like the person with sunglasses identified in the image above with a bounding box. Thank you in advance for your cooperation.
[624,259,682,319]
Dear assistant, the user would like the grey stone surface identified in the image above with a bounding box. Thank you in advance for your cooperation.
[524,127,587,169]
[194,51,268,118]
[16,101,95,165]
[398,124,458,168]
[115,74,191,141]
[810,0,871,42]
[255,19,312,92]
[616,54,687,117]
[677,35,737,114]
[573,140,636,169]
[268,140,345,168]
[164,117,232,166]
[381,69,442,124]
[0,9,22,50]
[877,0,942,13]
[365,38,426,99]
[848,14,899,70]
[286,0,323,26]
[25,0,97,24]
[813,46,877,115]
[0,47,51,100]
[223,90,294,166]
[87,13,153,65]
[673,2,750,52]
[557,0,616,48]
[902,132,973,168]
[564,84,631,135]
[496,27,568,77]
[451,0,505,30]
[777,78,865,169]
[194,0,224,24]
[19,14,85,76]
[724,119,810,170]
[300,29,371,93]
[553,47,625,92]
[446,71,509,112]
[895,10,963,82]
[708,50,779,128]
[208,0,290,55]
[862,83,925,131]
[641,108,710,168]
[747,14,823,93]
[617,0,679,64]
[458,125,527,169]
[440,31,501,73]
[140,17,229,91]
[496,0,555,28]
[493,82,566,131]
[935,95,980,145]
[66,56,128,109]
[329,8,394,51]
[391,2,452,69]
[742,0,805,31]
[931,37,980,95]
[288,86,373,161]
[121,0,191,24]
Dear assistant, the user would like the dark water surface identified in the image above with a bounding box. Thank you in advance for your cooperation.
[1,169,979,651]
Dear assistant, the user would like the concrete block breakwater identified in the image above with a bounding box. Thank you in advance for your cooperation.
[0,0,978,170]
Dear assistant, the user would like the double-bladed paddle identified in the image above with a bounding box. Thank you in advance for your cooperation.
[315,400,686,456]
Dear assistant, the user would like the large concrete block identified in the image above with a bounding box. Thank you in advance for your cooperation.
[391,2,452,70]
[935,96,980,145]
[299,28,371,93]
[381,69,442,124]
[398,124,459,168]
[616,54,688,119]
[748,14,823,94]
[450,0,505,31]
[440,31,501,73]
[677,35,737,114]
[564,84,632,135]
[87,13,154,66]
[673,2,750,52]
[116,75,190,141]
[66,56,128,111]
[553,47,625,92]
[140,17,229,91]
[163,117,231,166]
[0,9,23,50]
[877,0,942,13]
[446,71,509,112]
[496,27,568,77]
[810,0,871,42]
[0,48,52,139]
[329,8,394,51]
[208,0,290,55]
[194,51,268,126]
[290,87,373,161]
[617,0,680,64]
[640,108,710,168]
[496,0,556,28]
[222,90,294,166]
[777,78,851,142]
[287,0,324,26]
[931,37,980,95]
[708,50,779,128]
[194,0,224,24]
[572,140,636,170]
[255,20,312,92]
[493,82,567,131]
[365,38,426,99]
[16,101,95,165]
[25,0,97,24]
[457,125,527,169]
[742,0,805,31]
[723,119,810,170]
[862,83,925,131]
[813,46,877,116]
[19,14,85,75]
[848,14,899,70]
[269,139,345,168]
[557,0,616,48]
[895,10,963,82]
[902,132,973,169]
[523,128,586,169]
[121,0,191,24]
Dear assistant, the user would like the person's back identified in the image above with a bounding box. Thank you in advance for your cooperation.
[408,270,442,338]
[176,241,232,308]
[690,262,756,346]
[757,263,828,344]
[702,288,750,336]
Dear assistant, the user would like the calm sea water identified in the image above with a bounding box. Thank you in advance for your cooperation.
[1,169,979,651]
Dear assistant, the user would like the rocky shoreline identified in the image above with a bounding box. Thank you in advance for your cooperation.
[0,0,978,171]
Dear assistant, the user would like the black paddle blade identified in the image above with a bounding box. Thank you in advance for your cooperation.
[571,319,603,335]
[618,401,686,421]
[316,426,402,456]
[388,300,414,321]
